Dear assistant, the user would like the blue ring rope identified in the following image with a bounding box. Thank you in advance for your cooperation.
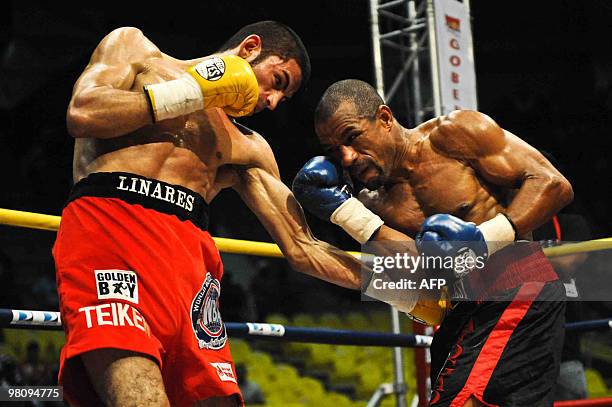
[1,308,609,347]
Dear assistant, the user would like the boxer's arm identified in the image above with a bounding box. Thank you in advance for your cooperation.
[235,167,439,319]
[371,225,414,241]
[431,110,574,235]
[66,27,160,139]
[234,164,362,289]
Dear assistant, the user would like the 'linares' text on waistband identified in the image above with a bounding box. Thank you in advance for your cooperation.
[117,175,195,212]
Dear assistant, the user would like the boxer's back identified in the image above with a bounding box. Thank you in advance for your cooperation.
[70,27,269,203]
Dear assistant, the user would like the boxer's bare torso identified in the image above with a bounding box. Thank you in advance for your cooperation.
[318,106,567,239]
[70,27,288,204]
[357,116,507,237]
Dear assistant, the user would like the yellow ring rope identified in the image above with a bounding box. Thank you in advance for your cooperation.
[1,208,611,259]
[0,208,362,259]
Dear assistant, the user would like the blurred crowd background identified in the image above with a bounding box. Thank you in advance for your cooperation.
[0,1,611,405]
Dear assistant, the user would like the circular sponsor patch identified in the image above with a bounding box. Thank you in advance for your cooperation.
[190,273,227,350]
[194,57,226,81]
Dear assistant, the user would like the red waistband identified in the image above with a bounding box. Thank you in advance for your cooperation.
[465,242,557,299]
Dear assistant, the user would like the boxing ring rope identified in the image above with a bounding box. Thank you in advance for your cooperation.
[3,207,612,407]
[0,208,363,259]
[2,307,609,338]
[555,399,612,407]
[0,308,433,348]
[2,307,609,334]
[2,207,612,258]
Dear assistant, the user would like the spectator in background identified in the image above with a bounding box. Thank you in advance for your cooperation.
[18,341,49,386]
[1,331,23,397]
[0,354,19,385]
[0,354,24,407]
[236,363,265,405]
[31,274,59,310]
[533,151,592,401]
[0,249,19,308]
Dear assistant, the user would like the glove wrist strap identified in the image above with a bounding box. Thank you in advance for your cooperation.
[144,74,204,122]
[363,271,418,314]
[477,213,516,255]
[330,197,384,244]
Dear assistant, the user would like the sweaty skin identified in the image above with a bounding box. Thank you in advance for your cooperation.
[316,103,573,407]
[67,27,363,406]
[317,104,573,241]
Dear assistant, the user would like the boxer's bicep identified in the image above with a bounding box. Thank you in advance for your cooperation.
[234,167,362,289]
[432,111,539,186]
[471,130,560,187]
[74,27,158,93]
[67,28,159,138]
[469,129,573,234]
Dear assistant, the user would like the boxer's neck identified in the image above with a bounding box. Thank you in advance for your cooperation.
[387,126,416,181]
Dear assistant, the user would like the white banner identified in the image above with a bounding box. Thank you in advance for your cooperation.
[433,0,478,114]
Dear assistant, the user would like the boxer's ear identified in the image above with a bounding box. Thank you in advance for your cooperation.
[376,105,394,130]
[238,35,262,62]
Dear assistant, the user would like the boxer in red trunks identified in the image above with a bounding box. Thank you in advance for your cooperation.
[293,79,574,406]
[55,24,367,407]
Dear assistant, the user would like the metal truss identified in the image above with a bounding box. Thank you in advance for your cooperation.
[370,0,437,127]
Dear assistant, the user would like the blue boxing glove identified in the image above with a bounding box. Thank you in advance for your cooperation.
[291,156,351,220]
[292,156,384,243]
[416,213,517,278]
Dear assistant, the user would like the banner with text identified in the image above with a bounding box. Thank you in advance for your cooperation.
[433,0,478,113]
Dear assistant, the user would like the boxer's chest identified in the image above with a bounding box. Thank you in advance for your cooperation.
[128,58,220,151]
[362,159,494,236]
[79,57,242,201]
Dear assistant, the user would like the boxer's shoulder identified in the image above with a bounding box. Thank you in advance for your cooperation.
[429,110,505,159]
[246,131,279,177]
[219,118,279,178]
[93,27,162,63]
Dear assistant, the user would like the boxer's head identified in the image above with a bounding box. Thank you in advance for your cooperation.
[218,21,311,113]
[315,79,396,190]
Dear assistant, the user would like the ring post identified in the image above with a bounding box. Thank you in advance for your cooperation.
[391,307,408,406]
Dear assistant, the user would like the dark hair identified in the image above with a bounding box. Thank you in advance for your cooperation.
[219,21,311,90]
[315,79,384,124]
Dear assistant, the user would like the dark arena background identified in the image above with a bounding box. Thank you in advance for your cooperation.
[0,1,611,406]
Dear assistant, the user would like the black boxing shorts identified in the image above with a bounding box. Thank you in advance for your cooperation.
[429,280,565,407]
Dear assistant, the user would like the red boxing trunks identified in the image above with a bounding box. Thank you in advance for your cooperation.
[53,172,242,406]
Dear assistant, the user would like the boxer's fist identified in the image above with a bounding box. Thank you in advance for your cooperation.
[186,55,259,117]
[144,55,259,122]
[292,156,352,220]
[292,156,384,244]
[416,214,488,262]
[416,213,516,276]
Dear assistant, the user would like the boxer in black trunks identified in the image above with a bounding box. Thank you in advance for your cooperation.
[293,79,574,406]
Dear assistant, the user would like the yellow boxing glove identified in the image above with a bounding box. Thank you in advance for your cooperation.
[144,55,259,122]
[406,289,449,326]
[363,271,448,326]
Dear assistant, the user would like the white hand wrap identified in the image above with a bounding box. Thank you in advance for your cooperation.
[144,74,204,122]
[477,213,517,255]
[330,197,384,244]
[363,272,419,314]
